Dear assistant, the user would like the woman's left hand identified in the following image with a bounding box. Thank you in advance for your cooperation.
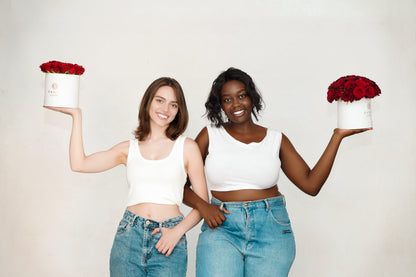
[151,227,183,257]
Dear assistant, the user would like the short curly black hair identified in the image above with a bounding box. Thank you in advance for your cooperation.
[205,67,264,127]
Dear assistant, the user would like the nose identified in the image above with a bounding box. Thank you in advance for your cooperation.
[232,97,241,107]
[162,102,169,112]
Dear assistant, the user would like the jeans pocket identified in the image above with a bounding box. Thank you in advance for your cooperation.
[268,206,291,226]
[116,218,130,234]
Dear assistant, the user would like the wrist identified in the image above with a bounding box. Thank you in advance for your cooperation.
[194,199,210,211]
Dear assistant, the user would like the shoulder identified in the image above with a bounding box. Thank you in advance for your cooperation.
[111,140,131,155]
[183,137,199,152]
[183,137,203,164]
[279,133,296,153]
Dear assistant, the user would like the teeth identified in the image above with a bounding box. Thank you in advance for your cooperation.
[158,113,168,119]
[233,110,244,115]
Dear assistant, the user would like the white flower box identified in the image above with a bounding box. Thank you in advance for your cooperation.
[337,98,372,129]
[44,73,80,108]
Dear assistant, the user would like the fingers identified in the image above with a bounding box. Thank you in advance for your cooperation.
[151,228,160,235]
[43,106,80,115]
[206,206,230,229]
[153,227,178,257]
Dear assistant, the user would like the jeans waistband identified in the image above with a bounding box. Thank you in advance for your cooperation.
[211,195,286,210]
[122,209,184,229]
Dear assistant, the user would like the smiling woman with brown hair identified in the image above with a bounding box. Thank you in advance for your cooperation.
[45,77,209,277]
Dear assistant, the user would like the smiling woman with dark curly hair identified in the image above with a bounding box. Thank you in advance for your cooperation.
[183,67,370,277]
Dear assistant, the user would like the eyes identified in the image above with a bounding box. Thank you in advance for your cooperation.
[155,97,178,109]
[222,93,247,103]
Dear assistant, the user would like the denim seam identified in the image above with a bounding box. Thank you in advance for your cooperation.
[268,209,291,226]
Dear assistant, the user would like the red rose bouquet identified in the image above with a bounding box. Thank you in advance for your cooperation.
[40,60,85,75]
[327,75,381,103]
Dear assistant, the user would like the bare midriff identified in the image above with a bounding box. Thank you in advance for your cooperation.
[127,203,182,222]
[211,185,281,202]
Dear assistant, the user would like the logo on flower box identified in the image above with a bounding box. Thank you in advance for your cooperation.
[48,83,59,96]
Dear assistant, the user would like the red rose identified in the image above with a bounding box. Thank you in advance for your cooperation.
[68,67,77,74]
[75,66,85,75]
[355,79,367,87]
[50,61,60,73]
[344,80,355,91]
[365,86,376,98]
[341,91,353,102]
[40,62,52,72]
[327,90,335,103]
[353,86,366,100]
[59,63,71,74]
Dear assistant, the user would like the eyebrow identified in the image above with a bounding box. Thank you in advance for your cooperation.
[154,95,178,103]
[221,88,247,96]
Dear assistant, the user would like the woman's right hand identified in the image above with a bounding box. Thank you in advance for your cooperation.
[199,202,230,229]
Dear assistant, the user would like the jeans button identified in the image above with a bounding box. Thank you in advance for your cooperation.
[145,220,150,225]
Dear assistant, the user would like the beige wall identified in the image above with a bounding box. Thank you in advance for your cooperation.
[1,0,415,276]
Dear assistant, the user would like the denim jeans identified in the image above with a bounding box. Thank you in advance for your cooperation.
[110,209,187,277]
[196,196,296,277]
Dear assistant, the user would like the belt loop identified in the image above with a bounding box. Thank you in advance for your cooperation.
[264,199,270,211]
[219,202,224,212]
[131,215,137,226]
[159,222,163,231]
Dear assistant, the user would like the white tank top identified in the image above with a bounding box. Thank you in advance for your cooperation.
[126,136,187,206]
[204,125,282,191]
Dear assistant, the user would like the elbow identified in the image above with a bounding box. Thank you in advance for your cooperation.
[305,187,321,197]
[308,190,320,197]
[70,164,83,172]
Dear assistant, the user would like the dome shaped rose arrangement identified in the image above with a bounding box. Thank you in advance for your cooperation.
[327,75,381,129]
[41,60,85,108]
[327,75,381,103]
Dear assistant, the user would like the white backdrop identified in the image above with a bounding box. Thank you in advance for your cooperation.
[1,0,415,276]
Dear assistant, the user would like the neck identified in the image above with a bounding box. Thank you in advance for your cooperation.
[225,120,257,133]
[147,122,169,141]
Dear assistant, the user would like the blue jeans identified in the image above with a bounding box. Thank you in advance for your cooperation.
[196,196,296,277]
[110,209,187,277]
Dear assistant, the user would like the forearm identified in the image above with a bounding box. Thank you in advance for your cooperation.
[183,184,210,211]
[172,209,202,236]
[306,132,343,195]
[68,110,87,171]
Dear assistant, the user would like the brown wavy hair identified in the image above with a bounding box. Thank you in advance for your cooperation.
[134,77,188,141]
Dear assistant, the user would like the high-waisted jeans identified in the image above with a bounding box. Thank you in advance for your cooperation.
[110,209,187,277]
[196,196,296,277]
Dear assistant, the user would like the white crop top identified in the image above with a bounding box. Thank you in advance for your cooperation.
[126,136,187,206]
[204,125,282,191]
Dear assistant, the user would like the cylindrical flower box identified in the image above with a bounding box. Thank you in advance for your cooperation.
[44,73,80,107]
[337,98,372,129]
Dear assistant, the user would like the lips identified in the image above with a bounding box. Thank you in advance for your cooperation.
[157,112,168,119]
[232,110,245,116]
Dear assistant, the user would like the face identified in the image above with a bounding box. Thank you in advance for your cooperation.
[220,80,253,124]
[148,86,179,129]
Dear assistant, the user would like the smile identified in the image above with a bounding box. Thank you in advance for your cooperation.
[157,113,168,119]
[233,110,244,116]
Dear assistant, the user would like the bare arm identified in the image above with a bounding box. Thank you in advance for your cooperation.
[44,106,128,173]
[183,128,229,228]
[153,138,210,256]
[280,128,369,196]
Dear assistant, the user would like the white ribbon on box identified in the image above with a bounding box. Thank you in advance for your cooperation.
[337,98,372,129]
[44,73,80,107]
